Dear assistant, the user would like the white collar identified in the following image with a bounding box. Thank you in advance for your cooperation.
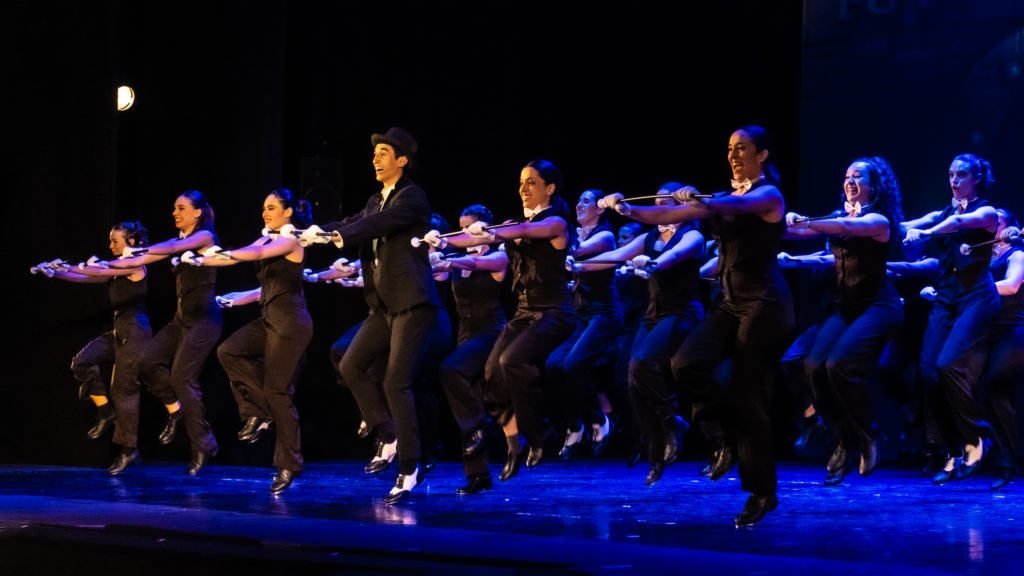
[524,205,548,219]
[381,184,397,204]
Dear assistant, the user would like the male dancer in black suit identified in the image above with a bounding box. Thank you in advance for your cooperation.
[303,127,440,504]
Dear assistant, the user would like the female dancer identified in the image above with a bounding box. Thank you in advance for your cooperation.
[903,154,999,484]
[36,222,152,474]
[604,126,794,526]
[433,204,508,494]
[549,190,622,459]
[191,189,314,494]
[785,157,905,485]
[424,160,576,482]
[107,191,221,475]
[985,208,1023,490]
[580,185,704,485]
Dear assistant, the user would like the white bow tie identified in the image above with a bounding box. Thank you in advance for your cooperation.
[179,231,187,239]
[576,225,594,241]
[658,224,677,234]
[524,206,545,219]
[844,201,864,216]
[730,177,763,194]
[467,245,485,254]
[952,197,971,211]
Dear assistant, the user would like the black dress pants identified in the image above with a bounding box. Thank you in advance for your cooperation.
[412,308,455,462]
[484,302,576,448]
[142,311,222,452]
[984,321,1024,468]
[919,277,999,454]
[671,276,794,496]
[340,305,438,462]
[72,315,153,448]
[628,302,703,463]
[805,286,903,448]
[439,325,504,478]
[779,322,822,416]
[547,310,623,430]
[217,304,312,472]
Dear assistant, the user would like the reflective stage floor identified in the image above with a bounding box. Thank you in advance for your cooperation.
[0,459,1019,575]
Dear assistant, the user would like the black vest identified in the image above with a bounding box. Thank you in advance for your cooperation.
[709,184,786,299]
[109,274,148,321]
[828,216,893,304]
[573,221,620,315]
[931,198,996,290]
[991,247,1023,330]
[452,269,506,339]
[644,224,701,319]
[256,255,306,311]
[506,204,572,308]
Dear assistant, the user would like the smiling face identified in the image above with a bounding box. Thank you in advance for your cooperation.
[263,194,293,231]
[949,159,980,200]
[576,191,603,226]
[727,130,769,182]
[172,195,202,233]
[108,229,133,256]
[844,162,872,208]
[519,167,555,211]
[373,144,407,187]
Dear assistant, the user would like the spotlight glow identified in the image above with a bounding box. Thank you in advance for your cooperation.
[117,86,135,111]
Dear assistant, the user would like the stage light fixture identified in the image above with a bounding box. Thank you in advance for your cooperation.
[117,86,135,111]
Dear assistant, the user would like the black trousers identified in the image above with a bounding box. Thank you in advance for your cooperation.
[438,325,504,478]
[71,315,152,448]
[604,317,643,443]
[412,308,455,462]
[779,322,822,416]
[217,303,312,473]
[919,277,1000,454]
[142,311,222,452]
[629,303,703,463]
[547,309,624,430]
[340,305,438,462]
[805,286,903,448]
[984,319,1024,468]
[484,302,576,448]
[671,276,794,495]
[330,321,386,388]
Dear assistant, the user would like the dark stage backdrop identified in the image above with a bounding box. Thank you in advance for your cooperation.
[6,0,1020,468]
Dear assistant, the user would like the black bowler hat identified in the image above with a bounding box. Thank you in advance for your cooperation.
[371,127,418,162]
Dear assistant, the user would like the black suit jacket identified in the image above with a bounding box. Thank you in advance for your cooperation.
[322,175,440,313]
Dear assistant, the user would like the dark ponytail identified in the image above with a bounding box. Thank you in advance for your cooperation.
[180,190,216,235]
[113,221,149,248]
[270,189,313,229]
[952,154,995,196]
[461,204,494,225]
[737,125,780,186]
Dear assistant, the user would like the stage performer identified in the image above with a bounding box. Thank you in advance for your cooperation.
[107,191,222,475]
[424,160,576,482]
[984,208,1023,490]
[35,222,152,474]
[431,204,508,494]
[550,189,622,460]
[785,157,905,485]
[902,154,999,484]
[301,127,440,504]
[581,185,704,486]
[603,126,794,526]
[186,189,313,494]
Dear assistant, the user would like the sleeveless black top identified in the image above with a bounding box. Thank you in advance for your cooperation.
[991,247,1023,332]
[644,224,701,319]
[930,198,996,291]
[708,183,786,300]
[173,260,217,320]
[452,269,506,339]
[255,255,306,311]
[573,221,620,316]
[828,213,894,304]
[505,204,572,308]
[110,274,148,321]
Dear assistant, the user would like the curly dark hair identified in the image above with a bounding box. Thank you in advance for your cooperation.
[849,157,904,243]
